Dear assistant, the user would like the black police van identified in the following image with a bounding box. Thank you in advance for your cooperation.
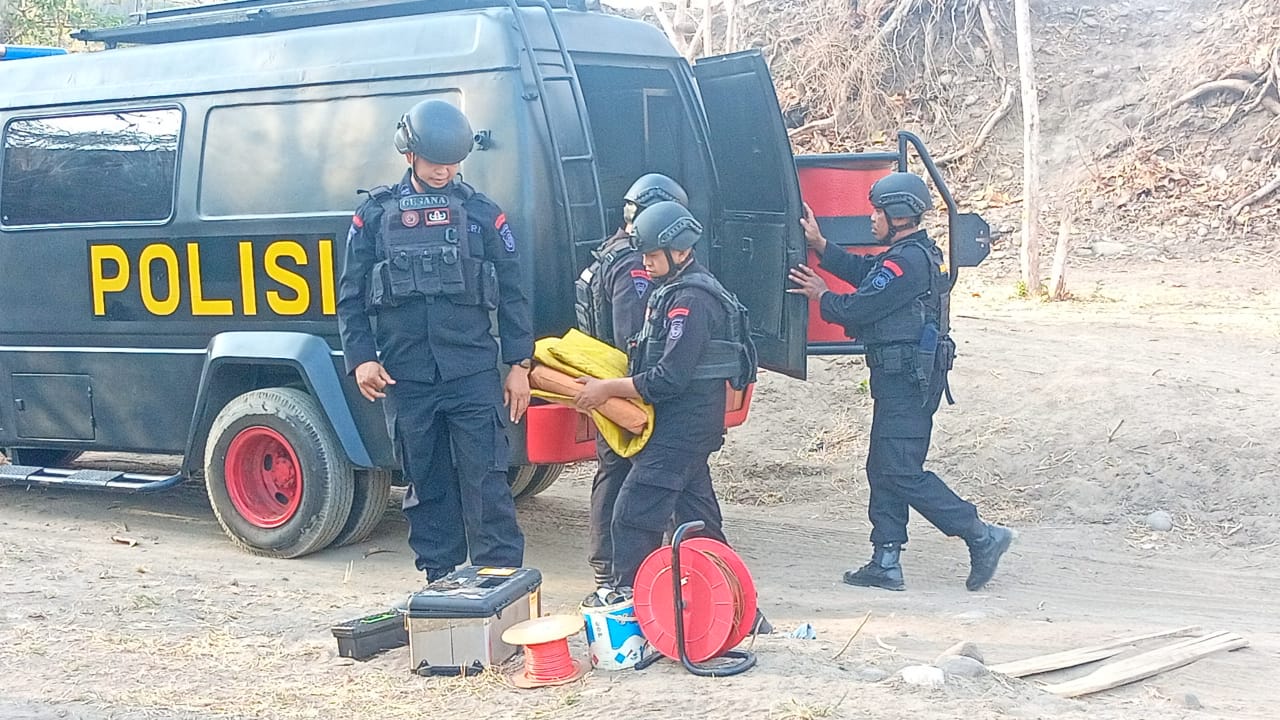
[0,0,988,558]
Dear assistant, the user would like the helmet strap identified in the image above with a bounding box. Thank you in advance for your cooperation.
[887,215,918,241]
[652,247,693,283]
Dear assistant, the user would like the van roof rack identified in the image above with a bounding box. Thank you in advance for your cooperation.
[73,0,595,47]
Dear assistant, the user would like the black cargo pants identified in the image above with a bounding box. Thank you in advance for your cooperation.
[865,365,978,546]
[382,368,524,576]
[610,441,728,588]
[588,435,631,588]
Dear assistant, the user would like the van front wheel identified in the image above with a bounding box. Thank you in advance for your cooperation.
[205,388,354,558]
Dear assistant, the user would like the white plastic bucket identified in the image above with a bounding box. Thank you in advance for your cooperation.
[581,599,649,670]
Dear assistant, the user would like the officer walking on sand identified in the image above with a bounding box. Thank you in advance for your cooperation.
[788,172,1013,592]
[337,99,535,581]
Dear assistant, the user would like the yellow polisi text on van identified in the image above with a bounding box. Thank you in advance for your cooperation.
[87,237,338,321]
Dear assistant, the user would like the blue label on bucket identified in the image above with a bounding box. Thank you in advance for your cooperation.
[582,601,649,671]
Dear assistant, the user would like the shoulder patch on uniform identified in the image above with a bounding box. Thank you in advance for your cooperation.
[667,306,690,319]
[630,268,651,298]
[351,213,364,228]
[668,314,686,340]
[870,267,896,290]
[882,259,904,277]
[495,213,516,253]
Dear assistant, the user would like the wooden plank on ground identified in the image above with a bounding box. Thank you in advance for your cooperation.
[989,625,1201,678]
[1044,631,1249,698]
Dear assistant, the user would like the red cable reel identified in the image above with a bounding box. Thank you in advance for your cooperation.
[633,529,759,670]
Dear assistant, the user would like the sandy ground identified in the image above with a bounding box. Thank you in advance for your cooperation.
[2,257,1279,719]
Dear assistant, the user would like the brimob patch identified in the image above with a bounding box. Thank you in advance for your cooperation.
[669,316,685,340]
[871,268,894,290]
[424,208,450,226]
[500,224,517,253]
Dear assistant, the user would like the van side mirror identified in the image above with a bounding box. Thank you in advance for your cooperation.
[473,130,492,152]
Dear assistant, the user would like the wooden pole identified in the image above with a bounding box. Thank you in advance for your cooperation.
[1014,0,1043,296]
[725,0,737,52]
[650,1,687,56]
[1048,210,1071,300]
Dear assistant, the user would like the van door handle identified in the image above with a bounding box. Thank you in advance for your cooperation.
[740,236,754,258]
[14,399,24,411]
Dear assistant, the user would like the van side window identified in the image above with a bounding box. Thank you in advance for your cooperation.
[1,108,182,227]
[200,94,454,218]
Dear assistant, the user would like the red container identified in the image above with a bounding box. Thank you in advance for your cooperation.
[795,155,896,344]
[524,403,597,464]
[524,382,755,464]
[725,383,753,429]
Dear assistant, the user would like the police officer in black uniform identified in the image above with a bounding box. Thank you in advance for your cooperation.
[337,99,534,581]
[574,173,689,598]
[574,201,757,592]
[788,172,1013,592]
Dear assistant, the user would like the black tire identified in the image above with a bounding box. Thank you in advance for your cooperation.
[515,464,565,500]
[204,388,354,559]
[329,468,394,547]
[6,449,83,467]
[506,464,537,496]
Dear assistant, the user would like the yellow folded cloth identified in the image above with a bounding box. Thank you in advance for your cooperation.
[531,329,654,457]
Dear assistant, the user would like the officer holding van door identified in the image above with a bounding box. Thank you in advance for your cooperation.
[337,99,534,581]
[574,201,757,593]
[574,173,688,599]
[787,172,1013,592]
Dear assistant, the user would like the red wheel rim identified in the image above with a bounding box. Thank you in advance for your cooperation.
[633,545,737,663]
[682,537,758,651]
[224,426,303,528]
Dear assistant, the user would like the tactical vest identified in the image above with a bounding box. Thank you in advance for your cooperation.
[859,236,956,403]
[367,182,497,310]
[628,270,759,390]
[858,237,950,346]
[574,232,633,347]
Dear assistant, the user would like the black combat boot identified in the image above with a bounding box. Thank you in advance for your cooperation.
[965,521,1014,591]
[843,543,906,591]
[752,609,774,635]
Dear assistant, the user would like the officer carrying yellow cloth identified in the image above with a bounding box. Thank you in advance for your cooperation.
[529,329,655,458]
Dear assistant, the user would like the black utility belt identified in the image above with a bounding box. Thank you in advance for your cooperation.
[864,343,917,371]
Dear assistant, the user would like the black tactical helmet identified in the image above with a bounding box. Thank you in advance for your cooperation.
[623,173,689,210]
[869,172,934,219]
[631,201,702,254]
[394,99,474,164]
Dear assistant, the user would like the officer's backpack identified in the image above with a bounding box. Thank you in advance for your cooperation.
[574,233,633,346]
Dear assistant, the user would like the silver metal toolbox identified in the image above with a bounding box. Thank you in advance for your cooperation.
[404,566,542,673]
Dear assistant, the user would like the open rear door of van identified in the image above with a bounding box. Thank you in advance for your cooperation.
[693,50,808,381]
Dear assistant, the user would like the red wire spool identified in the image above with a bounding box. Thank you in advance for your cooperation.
[632,537,759,663]
[501,615,587,689]
[683,538,758,649]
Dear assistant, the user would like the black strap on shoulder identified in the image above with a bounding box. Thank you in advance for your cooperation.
[358,184,396,202]
[453,178,477,202]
